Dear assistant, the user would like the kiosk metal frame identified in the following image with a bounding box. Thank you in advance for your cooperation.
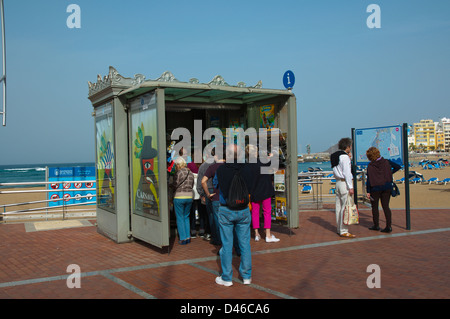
[88,67,298,248]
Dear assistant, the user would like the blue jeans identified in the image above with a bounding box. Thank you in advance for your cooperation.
[174,198,192,241]
[211,200,222,245]
[218,205,252,282]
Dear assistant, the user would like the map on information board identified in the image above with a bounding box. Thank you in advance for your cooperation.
[354,125,403,167]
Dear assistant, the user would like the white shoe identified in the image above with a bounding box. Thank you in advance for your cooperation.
[243,278,252,285]
[255,235,260,242]
[266,235,280,243]
[215,276,233,287]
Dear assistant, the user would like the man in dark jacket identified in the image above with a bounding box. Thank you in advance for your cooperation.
[213,144,255,287]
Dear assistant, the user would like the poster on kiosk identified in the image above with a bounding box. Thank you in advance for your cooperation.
[95,102,116,213]
[130,93,160,221]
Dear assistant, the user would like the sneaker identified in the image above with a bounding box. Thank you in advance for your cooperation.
[243,278,252,285]
[215,276,233,287]
[265,235,280,243]
[255,235,260,242]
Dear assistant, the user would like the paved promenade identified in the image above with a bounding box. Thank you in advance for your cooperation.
[0,206,449,303]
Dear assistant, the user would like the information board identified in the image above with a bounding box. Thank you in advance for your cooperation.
[354,125,403,167]
[47,166,96,207]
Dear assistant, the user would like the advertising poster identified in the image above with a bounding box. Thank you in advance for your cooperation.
[130,93,160,220]
[274,169,285,192]
[95,102,116,212]
[260,104,275,129]
[273,197,287,221]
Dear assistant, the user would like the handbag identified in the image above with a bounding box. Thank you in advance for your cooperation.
[391,183,400,197]
[344,194,359,225]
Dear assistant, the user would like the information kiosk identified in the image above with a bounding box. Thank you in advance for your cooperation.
[88,66,298,248]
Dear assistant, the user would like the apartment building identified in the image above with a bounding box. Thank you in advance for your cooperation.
[437,117,450,151]
[413,119,435,151]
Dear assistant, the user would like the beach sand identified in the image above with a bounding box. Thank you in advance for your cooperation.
[0,187,95,221]
[0,187,47,213]
[299,165,450,209]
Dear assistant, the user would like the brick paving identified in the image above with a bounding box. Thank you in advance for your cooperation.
[0,207,449,302]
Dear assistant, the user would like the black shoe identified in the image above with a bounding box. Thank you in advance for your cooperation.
[369,225,381,231]
[381,227,392,233]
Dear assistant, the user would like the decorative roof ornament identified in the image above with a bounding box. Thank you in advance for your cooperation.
[252,80,263,89]
[88,66,263,97]
[132,74,146,86]
[88,66,145,96]
[157,71,178,82]
[208,75,229,86]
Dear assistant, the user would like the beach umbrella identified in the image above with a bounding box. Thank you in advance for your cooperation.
[408,171,424,180]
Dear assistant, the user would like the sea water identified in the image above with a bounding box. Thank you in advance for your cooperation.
[0,163,95,188]
[0,161,330,187]
[298,161,332,173]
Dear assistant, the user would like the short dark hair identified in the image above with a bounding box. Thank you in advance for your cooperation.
[338,138,352,151]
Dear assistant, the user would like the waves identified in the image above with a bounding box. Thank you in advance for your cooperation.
[1,167,46,172]
[0,163,94,186]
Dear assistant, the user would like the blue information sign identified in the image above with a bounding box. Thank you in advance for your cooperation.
[283,70,295,89]
[47,166,96,207]
[354,125,404,167]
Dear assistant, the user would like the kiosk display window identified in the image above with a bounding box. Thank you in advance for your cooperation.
[95,102,116,213]
[129,92,161,221]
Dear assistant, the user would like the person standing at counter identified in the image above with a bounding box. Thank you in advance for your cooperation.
[170,157,195,245]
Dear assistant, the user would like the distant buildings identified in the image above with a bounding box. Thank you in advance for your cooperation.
[410,118,450,152]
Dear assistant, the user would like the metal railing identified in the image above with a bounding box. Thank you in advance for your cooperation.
[0,180,96,223]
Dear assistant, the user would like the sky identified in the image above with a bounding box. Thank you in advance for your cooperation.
[0,0,449,165]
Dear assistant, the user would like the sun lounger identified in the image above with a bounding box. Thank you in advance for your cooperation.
[436,178,450,185]
[421,177,438,184]
[302,185,312,193]
[395,177,405,184]
[410,177,422,184]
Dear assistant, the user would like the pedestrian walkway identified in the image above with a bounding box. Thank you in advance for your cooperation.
[0,207,449,300]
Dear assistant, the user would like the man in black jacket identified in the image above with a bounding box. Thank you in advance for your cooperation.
[214,144,255,287]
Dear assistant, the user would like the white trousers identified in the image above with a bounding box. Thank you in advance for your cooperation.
[335,180,349,235]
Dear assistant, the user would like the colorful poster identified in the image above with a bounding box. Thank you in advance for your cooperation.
[273,197,287,221]
[130,93,160,220]
[260,104,275,129]
[95,102,116,213]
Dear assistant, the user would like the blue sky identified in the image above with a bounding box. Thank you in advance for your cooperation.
[0,0,449,165]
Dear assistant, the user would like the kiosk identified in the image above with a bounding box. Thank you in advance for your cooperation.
[88,66,298,248]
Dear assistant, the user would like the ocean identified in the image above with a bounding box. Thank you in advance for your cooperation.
[298,161,332,173]
[0,163,95,188]
[0,161,331,188]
